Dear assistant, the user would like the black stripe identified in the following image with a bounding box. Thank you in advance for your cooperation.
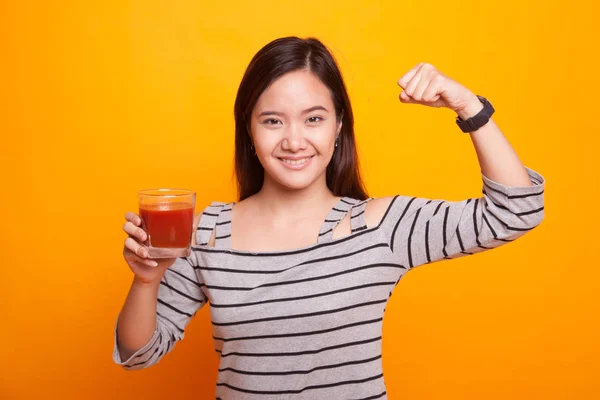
[484,202,537,231]
[390,197,416,252]
[482,212,497,238]
[318,227,333,237]
[483,181,544,198]
[350,391,387,400]
[218,354,382,376]
[332,207,346,212]
[456,225,465,251]
[425,221,431,263]
[351,209,365,219]
[324,218,339,223]
[204,263,405,291]
[516,206,544,216]
[217,373,383,395]
[407,207,422,268]
[193,223,378,257]
[473,198,481,246]
[165,268,202,288]
[506,225,535,232]
[160,281,204,303]
[352,225,368,233]
[156,311,184,333]
[483,196,510,211]
[216,220,231,225]
[508,190,544,199]
[197,243,389,275]
[202,212,219,216]
[220,336,380,358]
[340,198,355,205]
[442,207,449,257]
[210,281,396,308]
[157,298,193,317]
[214,317,383,342]
[125,346,159,368]
[296,243,389,266]
[197,226,213,231]
[130,333,160,361]
[433,201,444,216]
[216,233,231,240]
[211,299,387,326]
[377,196,399,227]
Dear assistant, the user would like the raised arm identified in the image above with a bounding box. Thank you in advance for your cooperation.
[372,62,545,269]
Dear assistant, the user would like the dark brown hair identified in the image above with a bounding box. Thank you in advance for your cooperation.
[233,36,369,201]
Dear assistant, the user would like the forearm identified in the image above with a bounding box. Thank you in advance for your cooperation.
[116,276,160,361]
[457,95,532,187]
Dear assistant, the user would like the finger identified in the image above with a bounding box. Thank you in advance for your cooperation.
[399,91,414,103]
[397,62,424,89]
[123,221,147,242]
[125,212,142,226]
[125,237,149,258]
[404,66,424,98]
[413,69,435,101]
[124,248,159,267]
[421,76,442,103]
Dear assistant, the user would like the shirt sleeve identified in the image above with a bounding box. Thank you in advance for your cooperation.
[378,166,546,269]
[112,252,207,370]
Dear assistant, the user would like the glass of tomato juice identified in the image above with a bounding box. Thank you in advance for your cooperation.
[138,188,196,258]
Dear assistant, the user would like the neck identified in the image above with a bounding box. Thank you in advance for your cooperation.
[253,174,337,223]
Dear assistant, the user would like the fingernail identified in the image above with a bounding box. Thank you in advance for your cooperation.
[151,261,158,267]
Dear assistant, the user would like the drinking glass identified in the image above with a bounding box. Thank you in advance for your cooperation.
[138,188,196,258]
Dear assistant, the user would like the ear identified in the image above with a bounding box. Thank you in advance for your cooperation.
[337,110,344,134]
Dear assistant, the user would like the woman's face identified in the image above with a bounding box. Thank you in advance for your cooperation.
[250,70,341,192]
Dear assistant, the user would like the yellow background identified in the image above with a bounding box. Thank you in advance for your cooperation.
[2,0,598,398]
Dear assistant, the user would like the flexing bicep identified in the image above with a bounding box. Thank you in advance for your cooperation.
[379,166,545,269]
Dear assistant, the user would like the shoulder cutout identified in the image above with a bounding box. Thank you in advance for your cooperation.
[364,196,396,228]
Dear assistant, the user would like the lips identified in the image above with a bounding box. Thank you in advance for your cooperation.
[278,155,315,170]
[279,156,314,165]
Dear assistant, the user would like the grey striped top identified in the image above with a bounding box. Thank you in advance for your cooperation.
[113,166,546,399]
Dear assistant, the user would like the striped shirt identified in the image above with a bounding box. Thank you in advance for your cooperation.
[113,166,546,399]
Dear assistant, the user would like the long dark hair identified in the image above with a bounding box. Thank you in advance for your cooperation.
[233,36,369,201]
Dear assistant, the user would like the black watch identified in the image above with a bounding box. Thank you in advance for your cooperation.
[455,95,495,133]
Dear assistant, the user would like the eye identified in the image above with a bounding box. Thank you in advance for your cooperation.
[306,116,323,123]
[263,118,282,125]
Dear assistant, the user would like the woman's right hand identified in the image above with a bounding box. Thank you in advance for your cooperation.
[122,212,177,285]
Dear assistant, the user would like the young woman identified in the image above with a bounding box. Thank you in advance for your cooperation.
[115,37,545,399]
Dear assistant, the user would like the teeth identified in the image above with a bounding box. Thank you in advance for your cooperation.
[281,156,311,165]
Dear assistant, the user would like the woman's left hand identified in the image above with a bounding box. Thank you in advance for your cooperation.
[397,62,481,117]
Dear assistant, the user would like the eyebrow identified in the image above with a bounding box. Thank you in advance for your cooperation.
[257,105,329,118]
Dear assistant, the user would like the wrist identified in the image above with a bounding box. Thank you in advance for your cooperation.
[455,94,484,120]
[133,275,161,290]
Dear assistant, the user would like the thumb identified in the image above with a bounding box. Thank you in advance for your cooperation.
[399,90,414,103]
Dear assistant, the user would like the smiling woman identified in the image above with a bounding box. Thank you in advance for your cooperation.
[115,36,546,399]
[233,37,369,201]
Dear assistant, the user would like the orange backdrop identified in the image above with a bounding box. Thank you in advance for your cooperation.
[2,0,598,399]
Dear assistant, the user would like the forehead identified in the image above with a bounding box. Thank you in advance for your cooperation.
[254,70,334,113]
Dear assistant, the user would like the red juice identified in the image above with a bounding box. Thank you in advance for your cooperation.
[139,202,194,248]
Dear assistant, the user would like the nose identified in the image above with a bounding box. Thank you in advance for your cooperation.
[281,122,307,153]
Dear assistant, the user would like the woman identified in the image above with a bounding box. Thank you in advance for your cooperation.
[115,37,545,399]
